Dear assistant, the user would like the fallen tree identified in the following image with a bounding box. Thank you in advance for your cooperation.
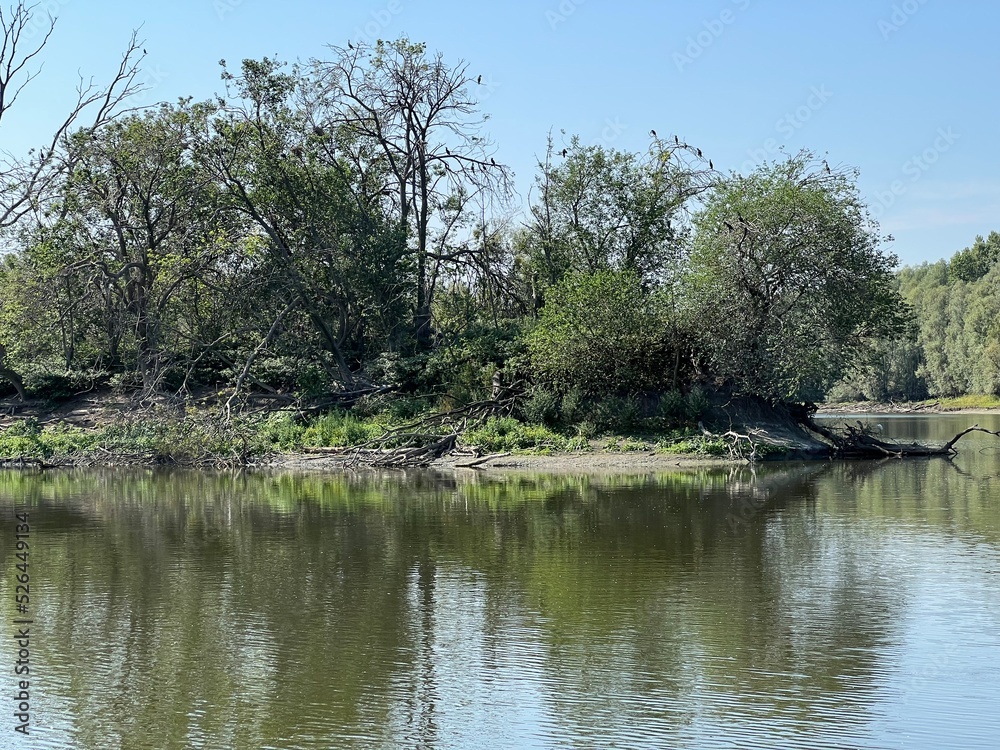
[700,396,1000,463]
[804,417,1000,459]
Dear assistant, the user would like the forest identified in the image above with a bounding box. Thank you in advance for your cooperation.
[0,12,937,461]
[833,231,1000,404]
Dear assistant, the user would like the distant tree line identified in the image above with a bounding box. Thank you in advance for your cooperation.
[833,231,1000,402]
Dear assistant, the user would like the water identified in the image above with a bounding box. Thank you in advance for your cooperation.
[1,415,999,749]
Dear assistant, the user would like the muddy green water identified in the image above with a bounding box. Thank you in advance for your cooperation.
[1,415,999,749]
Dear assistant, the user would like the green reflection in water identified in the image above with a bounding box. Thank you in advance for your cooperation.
[0,444,997,749]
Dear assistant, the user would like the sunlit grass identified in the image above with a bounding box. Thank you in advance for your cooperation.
[929,395,1000,410]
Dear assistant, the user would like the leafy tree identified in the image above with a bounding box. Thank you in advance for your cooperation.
[47,101,227,388]
[210,57,410,388]
[315,38,513,346]
[0,2,145,397]
[687,152,906,401]
[949,232,1000,283]
[520,134,710,300]
[527,270,680,396]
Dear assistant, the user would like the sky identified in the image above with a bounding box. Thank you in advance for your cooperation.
[2,0,998,267]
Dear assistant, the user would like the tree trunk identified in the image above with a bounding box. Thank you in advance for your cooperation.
[0,344,26,401]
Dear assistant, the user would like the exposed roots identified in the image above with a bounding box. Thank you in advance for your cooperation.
[805,418,1000,459]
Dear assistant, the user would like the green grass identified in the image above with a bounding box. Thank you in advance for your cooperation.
[928,395,1000,410]
[461,417,568,453]
[0,403,746,465]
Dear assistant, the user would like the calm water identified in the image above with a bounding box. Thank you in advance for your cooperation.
[2,415,1000,749]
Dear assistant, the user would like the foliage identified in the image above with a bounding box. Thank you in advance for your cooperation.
[519,135,705,290]
[527,270,680,396]
[461,417,568,453]
[687,152,906,401]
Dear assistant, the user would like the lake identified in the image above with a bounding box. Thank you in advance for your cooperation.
[2,414,999,749]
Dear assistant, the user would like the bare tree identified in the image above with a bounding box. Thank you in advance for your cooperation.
[313,38,514,345]
[0,2,146,229]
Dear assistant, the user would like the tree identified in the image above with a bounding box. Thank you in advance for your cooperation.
[687,152,906,402]
[527,270,680,396]
[519,133,714,301]
[0,2,145,398]
[314,38,513,345]
[0,3,146,228]
[44,101,228,389]
[949,232,1000,283]
[210,57,410,389]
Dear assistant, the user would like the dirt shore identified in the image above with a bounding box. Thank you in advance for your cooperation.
[259,450,736,474]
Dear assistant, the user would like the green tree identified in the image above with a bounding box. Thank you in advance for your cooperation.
[949,232,1000,283]
[316,38,513,346]
[520,134,710,300]
[687,152,906,401]
[43,101,229,388]
[527,270,680,396]
[210,57,410,388]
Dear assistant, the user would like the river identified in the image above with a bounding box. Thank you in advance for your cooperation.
[1,414,999,749]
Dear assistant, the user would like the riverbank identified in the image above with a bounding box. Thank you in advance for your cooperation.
[818,397,1000,415]
[0,390,742,470]
[3,390,993,471]
[262,449,736,474]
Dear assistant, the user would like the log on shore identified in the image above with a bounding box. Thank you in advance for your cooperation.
[805,419,1000,459]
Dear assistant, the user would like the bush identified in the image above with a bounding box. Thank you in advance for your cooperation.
[0,418,97,458]
[462,417,566,452]
[301,410,385,447]
[22,368,108,401]
[686,386,711,421]
[520,387,561,426]
[528,271,679,396]
[586,396,640,433]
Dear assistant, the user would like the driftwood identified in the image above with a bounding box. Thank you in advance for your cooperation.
[454,452,511,469]
[341,393,516,468]
[805,418,1000,459]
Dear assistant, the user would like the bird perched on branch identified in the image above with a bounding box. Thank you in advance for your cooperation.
[650,129,657,138]
[561,148,568,157]
[477,75,482,84]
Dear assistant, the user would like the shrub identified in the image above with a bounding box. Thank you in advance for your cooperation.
[462,417,566,452]
[528,270,679,396]
[520,387,561,426]
[587,396,640,432]
[301,411,385,447]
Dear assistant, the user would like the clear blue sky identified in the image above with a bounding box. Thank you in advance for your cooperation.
[3,0,997,267]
